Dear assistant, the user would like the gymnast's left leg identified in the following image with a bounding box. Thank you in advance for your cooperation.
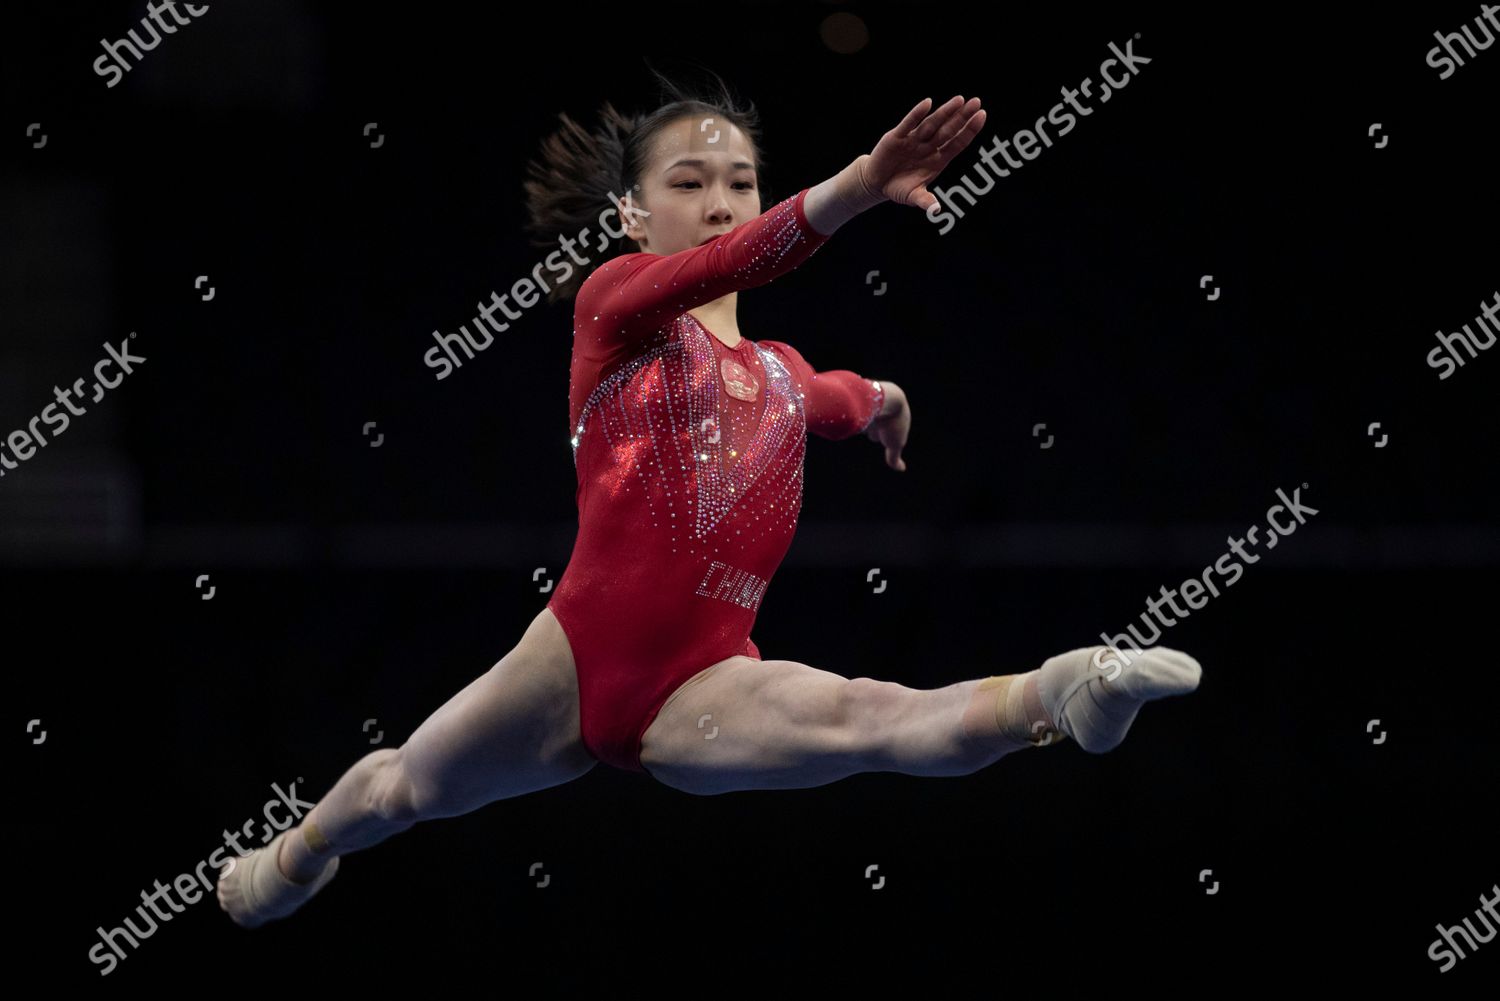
[638,644,1202,796]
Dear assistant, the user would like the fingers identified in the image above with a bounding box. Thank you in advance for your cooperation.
[908,94,968,144]
[929,99,984,153]
[934,106,986,161]
[911,95,981,147]
[890,97,935,139]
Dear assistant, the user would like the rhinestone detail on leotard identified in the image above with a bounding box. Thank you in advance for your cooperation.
[694,560,770,611]
[570,316,808,552]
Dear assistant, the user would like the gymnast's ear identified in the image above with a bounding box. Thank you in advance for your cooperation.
[617,191,649,250]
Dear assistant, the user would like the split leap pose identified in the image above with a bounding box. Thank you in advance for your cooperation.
[219,74,1201,929]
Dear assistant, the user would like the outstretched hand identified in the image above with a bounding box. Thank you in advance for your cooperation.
[861,96,986,213]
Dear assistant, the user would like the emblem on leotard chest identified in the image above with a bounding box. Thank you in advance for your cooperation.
[720,357,760,402]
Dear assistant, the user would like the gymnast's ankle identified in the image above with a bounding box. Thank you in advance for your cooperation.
[279,823,334,885]
[961,672,1066,749]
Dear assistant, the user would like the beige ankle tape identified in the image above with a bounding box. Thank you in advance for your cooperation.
[975,675,1007,725]
[980,674,1066,747]
[302,821,333,854]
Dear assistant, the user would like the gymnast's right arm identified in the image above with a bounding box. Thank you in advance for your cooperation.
[575,95,984,354]
[574,185,846,352]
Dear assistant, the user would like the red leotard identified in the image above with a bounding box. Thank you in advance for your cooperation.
[546,187,885,772]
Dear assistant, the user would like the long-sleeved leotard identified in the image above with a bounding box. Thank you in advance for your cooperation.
[546,187,885,773]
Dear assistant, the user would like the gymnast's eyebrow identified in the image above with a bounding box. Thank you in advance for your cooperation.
[664,158,757,171]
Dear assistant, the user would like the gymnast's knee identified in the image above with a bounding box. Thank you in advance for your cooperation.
[839,677,911,752]
[365,746,424,824]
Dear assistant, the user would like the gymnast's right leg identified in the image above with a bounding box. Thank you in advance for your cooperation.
[217,606,596,928]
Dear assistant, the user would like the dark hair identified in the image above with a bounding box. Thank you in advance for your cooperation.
[522,62,767,305]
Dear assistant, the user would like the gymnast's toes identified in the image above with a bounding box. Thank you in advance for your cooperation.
[1125,646,1203,698]
[216,857,255,928]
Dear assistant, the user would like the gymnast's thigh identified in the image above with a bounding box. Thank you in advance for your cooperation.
[398,605,596,817]
[637,654,861,795]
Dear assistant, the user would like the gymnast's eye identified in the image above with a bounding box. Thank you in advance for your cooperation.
[674,180,756,190]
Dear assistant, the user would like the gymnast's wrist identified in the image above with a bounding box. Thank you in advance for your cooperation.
[875,380,904,419]
[844,155,886,213]
[805,156,887,235]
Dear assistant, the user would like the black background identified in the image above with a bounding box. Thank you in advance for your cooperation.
[4,2,1497,992]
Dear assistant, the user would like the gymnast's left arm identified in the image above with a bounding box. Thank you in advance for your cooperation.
[761,339,911,471]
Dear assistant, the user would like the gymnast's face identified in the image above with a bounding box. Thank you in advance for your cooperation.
[620,116,760,257]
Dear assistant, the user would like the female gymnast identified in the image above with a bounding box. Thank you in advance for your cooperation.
[218,70,1202,928]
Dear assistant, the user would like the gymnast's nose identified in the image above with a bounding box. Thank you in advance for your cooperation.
[704,185,734,226]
